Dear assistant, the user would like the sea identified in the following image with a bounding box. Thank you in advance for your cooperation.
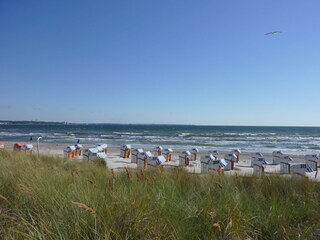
[1,123,320,154]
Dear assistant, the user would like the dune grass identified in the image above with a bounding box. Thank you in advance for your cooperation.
[1,150,320,239]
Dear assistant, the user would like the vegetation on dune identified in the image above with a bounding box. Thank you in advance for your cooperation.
[1,151,320,239]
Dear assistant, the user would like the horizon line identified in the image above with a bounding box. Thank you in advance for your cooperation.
[1,120,320,128]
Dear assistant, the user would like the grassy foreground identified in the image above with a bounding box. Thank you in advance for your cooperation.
[1,151,320,239]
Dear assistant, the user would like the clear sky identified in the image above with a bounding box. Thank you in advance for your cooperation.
[1,0,320,126]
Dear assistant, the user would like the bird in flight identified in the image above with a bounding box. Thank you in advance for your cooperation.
[265,31,282,35]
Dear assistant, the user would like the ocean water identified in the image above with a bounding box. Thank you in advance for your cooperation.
[1,124,320,153]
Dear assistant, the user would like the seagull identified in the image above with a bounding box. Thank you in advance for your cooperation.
[265,31,282,35]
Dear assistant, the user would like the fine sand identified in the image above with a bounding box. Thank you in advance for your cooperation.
[2,142,319,180]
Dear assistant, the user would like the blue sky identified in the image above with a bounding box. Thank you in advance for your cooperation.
[1,0,320,126]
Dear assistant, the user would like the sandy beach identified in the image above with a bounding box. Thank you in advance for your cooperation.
[2,141,319,180]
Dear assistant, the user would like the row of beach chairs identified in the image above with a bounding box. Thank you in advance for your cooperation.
[126,146,319,177]
[3,141,318,177]
[0,142,33,156]
[120,145,166,168]
[12,143,33,156]
[64,144,108,160]
[121,145,241,171]
[251,151,318,176]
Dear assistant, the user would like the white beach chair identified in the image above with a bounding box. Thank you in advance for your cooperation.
[200,155,215,173]
[83,148,99,160]
[279,155,294,174]
[190,148,199,161]
[137,151,153,169]
[208,150,219,159]
[223,153,237,171]
[251,157,269,167]
[290,164,314,176]
[272,151,284,164]
[209,159,228,172]
[250,152,266,167]
[233,149,241,162]
[82,148,107,167]
[64,145,76,159]
[120,144,131,158]
[163,148,173,162]
[75,144,83,156]
[200,155,227,174]
[179,151,191,166]
[251,156,269,175]
[305,154,319,171]
[98,144,108,154]
[291,164,314,176]
[154,146,163,156]
[148,155,166,167]
[131,148,144,164]
[21,144,33,156]
[96,146,104,152]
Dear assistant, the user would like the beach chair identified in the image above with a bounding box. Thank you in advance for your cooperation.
[148,155,166,167]
[137,151,153,169]
[154,146,163,156]
[179,151,191,166]
[21,144,33,156]
[251,156,269,168]
[233,149,241,162]
[209,159,227,174]
[251,154,269,175]
[208,150,219,159]
[13,143,24,152]
[289,164,314,176]
[200,155,215,173]
[120,145,131,158]
[280,162,314,176]
[250,152,266,167]
[272,151,284,164]
[75,144,83,157]
[279,156,294,174]
[223,153,237,170]
[190,148,199,161]
[64,146,76,159]
[98,144,108,154]
[131,148,144,164]
[253,164,265,176]
[163,148,173,162]
[305,154,319,171]
[83,148,107,161]
[83,148,100,160]
[200,155,227,174]
[96,146,104,153]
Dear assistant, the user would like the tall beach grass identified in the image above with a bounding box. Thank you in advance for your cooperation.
[1,150,320,239]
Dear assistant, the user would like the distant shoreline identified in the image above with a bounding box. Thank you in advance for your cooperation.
[0,120,67,125]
